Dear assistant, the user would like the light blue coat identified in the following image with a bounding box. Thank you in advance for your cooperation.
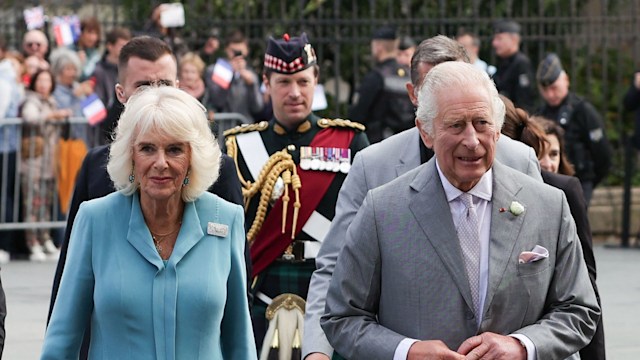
[42,191,257,359]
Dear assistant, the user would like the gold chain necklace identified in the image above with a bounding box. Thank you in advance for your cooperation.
[150,223,181,253]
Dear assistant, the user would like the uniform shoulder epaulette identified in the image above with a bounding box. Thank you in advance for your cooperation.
[317,118,366,132]
[223,121,269,137]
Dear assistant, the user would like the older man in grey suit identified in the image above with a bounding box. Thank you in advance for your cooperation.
[321,62,599,359]
[303,36,541,360]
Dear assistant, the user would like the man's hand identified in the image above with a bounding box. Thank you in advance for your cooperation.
[407,340,465,360]
[230,56,247,73]
[304,353,330,360]
[457,332,526,360]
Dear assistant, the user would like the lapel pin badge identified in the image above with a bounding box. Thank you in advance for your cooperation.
[208,222,229,237]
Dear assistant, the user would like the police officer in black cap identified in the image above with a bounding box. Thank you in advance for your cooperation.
[536,53,612,206]
[223,33,369,353]
[492,19,537,113]
[348,26,415,143]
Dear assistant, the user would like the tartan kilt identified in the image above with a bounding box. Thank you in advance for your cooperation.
[251,260,316,349]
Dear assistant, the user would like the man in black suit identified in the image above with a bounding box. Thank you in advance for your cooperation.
[48,36,244,359]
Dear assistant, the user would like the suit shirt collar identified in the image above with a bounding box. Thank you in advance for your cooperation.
[435,159,493,202]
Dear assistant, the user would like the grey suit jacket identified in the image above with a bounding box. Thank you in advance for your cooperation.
[303,127,541,357]
[320,160,599,360]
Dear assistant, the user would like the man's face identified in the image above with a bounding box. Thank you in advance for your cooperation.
[225,42,248,59]
[204,37,220,53]
[106,39,129,62]
[405,62,435,107]
[115,54,178,104]
[264,66,317,128]
[418,86,499,191]
[397,47,415,67]
[492,33,517,58]
[539,73,570,107]
[457,34,479,60]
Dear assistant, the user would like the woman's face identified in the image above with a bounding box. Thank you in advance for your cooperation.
[539,134,561,173]
[58,64,78,86]
[34,72,53,97]
[133,129,191,203]
[80,29,99,49]
[179,62,201,85]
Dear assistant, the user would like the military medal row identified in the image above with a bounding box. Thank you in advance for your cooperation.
[299,146,351,173]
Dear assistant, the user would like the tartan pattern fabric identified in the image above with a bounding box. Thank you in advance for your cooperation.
[251,261,316,348]
[264,54,305,74]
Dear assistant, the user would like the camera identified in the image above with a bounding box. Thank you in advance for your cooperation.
[232,50,244,58]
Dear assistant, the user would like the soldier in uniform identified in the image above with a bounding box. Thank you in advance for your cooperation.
[348,26,414,143]
[223,33,369,354]
[536,53,612,205]
[492,20,537,113]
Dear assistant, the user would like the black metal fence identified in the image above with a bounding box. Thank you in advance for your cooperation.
[1,0,639,194]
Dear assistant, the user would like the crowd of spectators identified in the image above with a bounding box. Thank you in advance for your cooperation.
[0,14,620,266]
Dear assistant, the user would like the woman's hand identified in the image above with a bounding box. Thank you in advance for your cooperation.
[75,80,95,97]
[49,109,72,121]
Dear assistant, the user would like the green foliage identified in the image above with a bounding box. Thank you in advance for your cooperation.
[113,0,640,186]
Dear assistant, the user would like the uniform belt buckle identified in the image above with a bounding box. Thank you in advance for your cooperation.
[279,240,306,262]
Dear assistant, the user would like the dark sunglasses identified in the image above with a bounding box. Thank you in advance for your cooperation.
[26,42,43,48]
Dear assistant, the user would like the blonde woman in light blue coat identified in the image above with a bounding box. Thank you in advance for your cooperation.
[42,86,256,359]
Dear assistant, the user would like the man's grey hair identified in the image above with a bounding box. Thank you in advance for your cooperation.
[416,62,505,136]
[410,35,470,87]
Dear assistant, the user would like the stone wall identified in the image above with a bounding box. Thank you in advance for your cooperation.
[589,187,640,236]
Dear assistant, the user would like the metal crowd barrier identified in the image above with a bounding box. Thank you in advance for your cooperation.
[0,117,99,232]
[210,112,252,148]
[0,113,252,232]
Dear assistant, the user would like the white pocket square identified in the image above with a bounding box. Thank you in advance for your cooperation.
[518,245,549,264]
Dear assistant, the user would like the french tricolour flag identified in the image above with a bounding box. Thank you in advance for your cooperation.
[211,59,234,89]
[81,94,107,126]
[53,17,75,46]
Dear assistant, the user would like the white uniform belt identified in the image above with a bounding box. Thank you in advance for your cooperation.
[236,131,269,181]
[256,291,273,305]
[301,211,331,258]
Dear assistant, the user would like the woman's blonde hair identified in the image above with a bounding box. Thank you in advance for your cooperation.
[179,52,206,76]
[107,86,220,201]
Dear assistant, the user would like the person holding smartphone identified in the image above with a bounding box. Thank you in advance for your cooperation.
[204,29,264,124]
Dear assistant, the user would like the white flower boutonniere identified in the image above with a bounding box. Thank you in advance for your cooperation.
[509,201,525,216]
[499,201,525,216]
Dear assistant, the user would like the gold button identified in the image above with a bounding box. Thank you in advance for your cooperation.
[287,144,296,151]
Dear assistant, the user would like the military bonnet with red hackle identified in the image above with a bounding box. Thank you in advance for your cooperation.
[264,32,317,74]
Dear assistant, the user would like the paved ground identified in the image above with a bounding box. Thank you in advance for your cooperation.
[1,245,639,359]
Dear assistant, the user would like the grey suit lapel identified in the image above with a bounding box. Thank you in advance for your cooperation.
[408,160,475,312]
[483,162,525,316]
[395,128,422,177]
